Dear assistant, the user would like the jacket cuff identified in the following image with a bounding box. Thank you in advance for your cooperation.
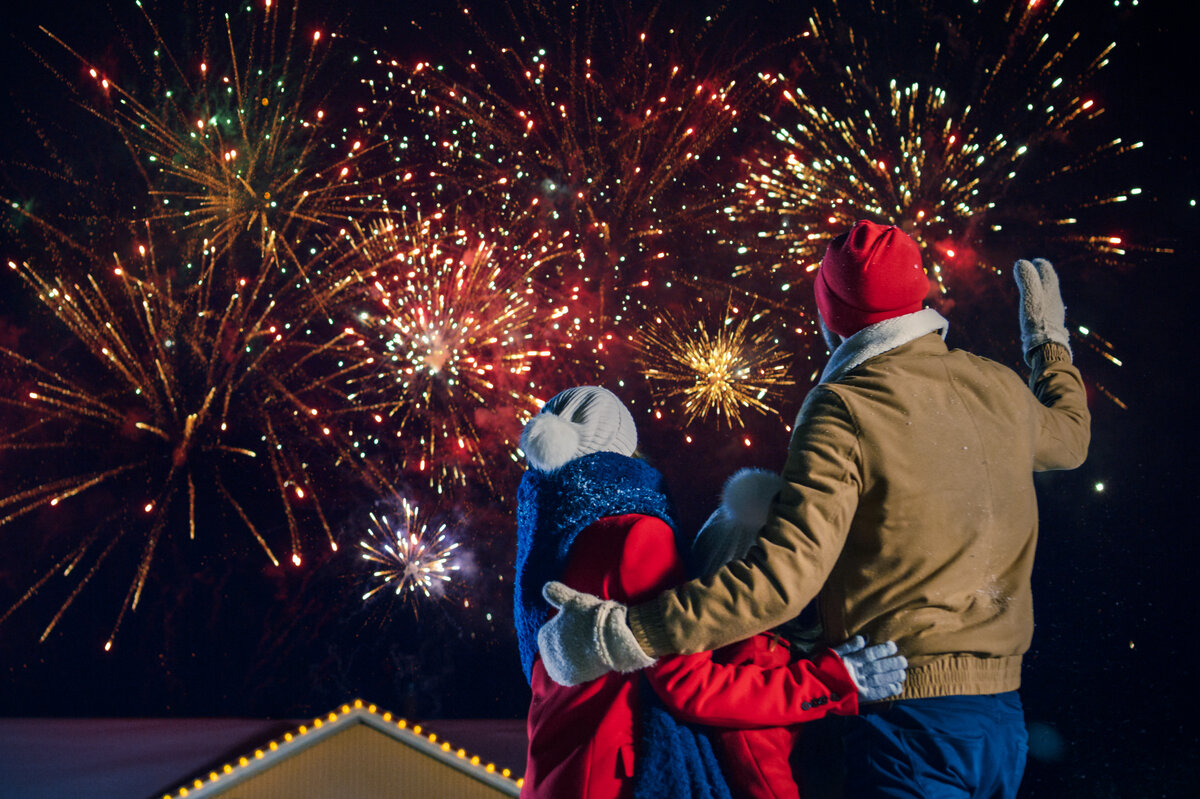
[627,601,669,658]
[812,649,861,716]
[605,603,657,672]
[1029,341,1072,369]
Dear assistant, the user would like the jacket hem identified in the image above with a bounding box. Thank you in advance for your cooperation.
[888,654,1023,700]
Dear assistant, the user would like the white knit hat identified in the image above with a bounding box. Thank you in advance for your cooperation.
[520,386,638,472]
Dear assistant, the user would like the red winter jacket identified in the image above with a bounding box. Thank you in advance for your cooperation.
[693,636,851,799]
[521,513,857,799]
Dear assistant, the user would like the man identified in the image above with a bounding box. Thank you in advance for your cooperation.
[536,220,1091,798]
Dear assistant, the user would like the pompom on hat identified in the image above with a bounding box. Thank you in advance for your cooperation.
[815,220,932,338]
[520,386,638,472]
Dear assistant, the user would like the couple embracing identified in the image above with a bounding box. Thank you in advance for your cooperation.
[513,221,1091,799]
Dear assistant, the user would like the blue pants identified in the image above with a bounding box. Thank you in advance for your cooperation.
[841,693,1028,799]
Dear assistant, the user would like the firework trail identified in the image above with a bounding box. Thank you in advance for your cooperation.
[634,298,794,427]
[340,209,577,494]
[367,0,766,349]
[359,498,461,610]
[0,226,395,648]
[731,0,1158,295]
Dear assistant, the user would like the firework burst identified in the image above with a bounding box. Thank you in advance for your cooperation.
[358,499,461,610]
[0,228,393,647]
[341,210,577,494]
[731,0,1160,295]
[45,1,393,271]
[368,0,765,345]
[634,299,794,427]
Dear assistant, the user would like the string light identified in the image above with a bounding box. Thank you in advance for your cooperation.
[158,699,521,798]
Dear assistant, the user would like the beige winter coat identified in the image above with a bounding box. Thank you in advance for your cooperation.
[628,334,1090,699]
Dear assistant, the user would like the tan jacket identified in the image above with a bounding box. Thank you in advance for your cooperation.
[628,334,1090,699]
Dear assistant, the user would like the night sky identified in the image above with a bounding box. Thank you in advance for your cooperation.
[0,1,1195,796]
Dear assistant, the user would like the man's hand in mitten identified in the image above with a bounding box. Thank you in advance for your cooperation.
[1014,258,1071,364]
[832,635,908,703]
[536,581,656,686]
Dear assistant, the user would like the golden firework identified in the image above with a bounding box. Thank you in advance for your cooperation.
[0,230,393,647]
[730,0,1160,291]
[45,2,394,270]
[635,302,793,427]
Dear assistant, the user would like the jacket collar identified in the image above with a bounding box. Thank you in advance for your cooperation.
[820,308,949,384]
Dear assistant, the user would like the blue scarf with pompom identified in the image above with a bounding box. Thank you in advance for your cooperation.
[514,451,732,799]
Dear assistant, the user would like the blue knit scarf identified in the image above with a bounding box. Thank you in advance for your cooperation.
[514,451,733,799]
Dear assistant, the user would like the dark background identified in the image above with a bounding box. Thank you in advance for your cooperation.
[0,1,1196,796]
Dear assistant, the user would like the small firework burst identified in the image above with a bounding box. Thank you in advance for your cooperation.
[343,210,577,493]
[634,301,793,427]
[359,500,461,608]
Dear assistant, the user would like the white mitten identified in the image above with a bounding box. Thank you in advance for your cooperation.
[690,468,782,578]
[832,635,908,702]
[1014,258,1071,365]
[536,581,655,686]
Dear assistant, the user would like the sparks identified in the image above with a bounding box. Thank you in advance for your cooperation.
[343,210,574,494]
[634,302,794,427]
[359,500,462,610]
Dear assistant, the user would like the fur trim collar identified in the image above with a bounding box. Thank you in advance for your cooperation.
[820,308,949,384]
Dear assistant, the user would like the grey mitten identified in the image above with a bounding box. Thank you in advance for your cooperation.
[1014,258,1071,365]
[832,635,908,702]
[536,581,656,686]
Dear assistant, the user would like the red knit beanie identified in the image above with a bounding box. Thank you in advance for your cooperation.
[815,220,931,338]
